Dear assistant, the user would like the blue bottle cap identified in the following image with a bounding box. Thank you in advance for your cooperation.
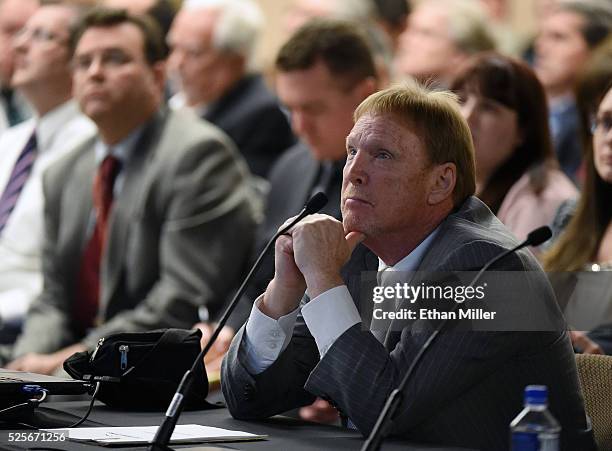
[524,385,548,405]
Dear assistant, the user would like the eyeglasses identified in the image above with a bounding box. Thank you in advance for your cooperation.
[14,26,67,45]
[591,114,612,135]
[71,50,134,72]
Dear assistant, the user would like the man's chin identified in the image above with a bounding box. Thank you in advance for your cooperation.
[343,216,370,237]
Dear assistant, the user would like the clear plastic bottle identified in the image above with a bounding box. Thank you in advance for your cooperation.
[510,385,561,451]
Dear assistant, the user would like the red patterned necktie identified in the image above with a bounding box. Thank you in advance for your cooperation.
[0,132,37,235]
[74,155,121,331]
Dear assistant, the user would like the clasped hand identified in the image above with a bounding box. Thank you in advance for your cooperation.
[260,214,364,319]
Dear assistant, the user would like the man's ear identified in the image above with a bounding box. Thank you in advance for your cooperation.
[152,60,167,92]
[352,76,377,100]
[427,162,456,205]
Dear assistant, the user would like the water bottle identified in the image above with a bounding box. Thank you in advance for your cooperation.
[510,385,561,451]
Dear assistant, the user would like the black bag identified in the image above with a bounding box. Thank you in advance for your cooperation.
[64,328,210,410]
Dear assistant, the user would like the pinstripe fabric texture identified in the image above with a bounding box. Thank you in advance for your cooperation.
[0,132,37,234]
[222,196,594,451]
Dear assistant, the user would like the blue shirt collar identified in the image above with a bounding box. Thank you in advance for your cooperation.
[377,226,440,272]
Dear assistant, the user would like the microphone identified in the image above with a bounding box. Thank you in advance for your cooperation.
[149,192,328,451]
[525,226,552,247]
[303,191,328,215]
[362,226,552,451]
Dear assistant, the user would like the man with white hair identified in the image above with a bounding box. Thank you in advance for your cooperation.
[396,0,496,88]
[167,0,294,178]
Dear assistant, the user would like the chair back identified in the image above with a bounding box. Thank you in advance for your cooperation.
[575,353,612,451]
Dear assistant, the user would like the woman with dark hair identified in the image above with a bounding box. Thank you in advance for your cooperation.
[450,52,577,247]
[543,43,612,353]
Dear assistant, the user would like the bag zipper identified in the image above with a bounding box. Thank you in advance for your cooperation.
[119,344,129,370]
[90,337,105,363]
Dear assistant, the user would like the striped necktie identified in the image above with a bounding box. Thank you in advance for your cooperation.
[0,132,37,234]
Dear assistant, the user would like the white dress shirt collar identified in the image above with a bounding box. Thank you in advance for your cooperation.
[34,100,83,153]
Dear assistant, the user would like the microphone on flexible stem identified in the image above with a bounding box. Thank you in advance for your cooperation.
[361,225,552,451]
[149,192,328,451]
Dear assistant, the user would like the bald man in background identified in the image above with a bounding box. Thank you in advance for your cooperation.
[0,0,38,133]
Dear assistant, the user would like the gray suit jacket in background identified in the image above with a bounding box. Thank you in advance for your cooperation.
[221,196,593,451]
[226,142,345,331]
[13,108,259,355]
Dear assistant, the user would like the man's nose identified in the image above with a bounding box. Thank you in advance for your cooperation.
[344,150,368,185]
[291,111,311,138]
[85,57,105,79]
[168,48,184,72]
[12,31,29,54]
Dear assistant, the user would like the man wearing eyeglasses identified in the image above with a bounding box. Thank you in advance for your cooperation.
[0,0,38,133]
[0,3,96,345]
[6,7,258,375]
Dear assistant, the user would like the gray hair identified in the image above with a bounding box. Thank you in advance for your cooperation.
[324,0,375,23]
[182,0,264,69]
[555,0,612,48]
[421,0,496,54]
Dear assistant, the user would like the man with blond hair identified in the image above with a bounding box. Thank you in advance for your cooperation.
[222,84,593,450]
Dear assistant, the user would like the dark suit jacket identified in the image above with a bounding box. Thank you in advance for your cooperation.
[13,109,259,355]
[221,196,593,451]
[228,142,344,330]
[203,74,295,178]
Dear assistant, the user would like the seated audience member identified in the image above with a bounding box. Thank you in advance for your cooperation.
[221,84,593,451]
[5,8,257,375]
[371,0,410,52]
[167,0,294,178]
[0,0,38,133]
[234,18,378,330]
[395,0,496,88]
[102,0,178,57]
[283,0,375,35]
[223,19,378,418]
[450,53,577,248]
[544,81,612,356]
[477,0,523,56]
[282,0,393,87]
[534,0,612,180]
[0,3,96,343]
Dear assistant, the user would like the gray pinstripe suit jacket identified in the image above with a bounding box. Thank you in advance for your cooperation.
[221,196,593,451]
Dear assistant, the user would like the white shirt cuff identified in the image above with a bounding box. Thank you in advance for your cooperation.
[301,285,361,357]
[241,295,300,374]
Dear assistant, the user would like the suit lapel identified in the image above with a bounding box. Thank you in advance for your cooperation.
[99,111,166,314]
[280,147,319,219]
[64,141,97,275]
[382,213,459,348]
[294,148,319,210]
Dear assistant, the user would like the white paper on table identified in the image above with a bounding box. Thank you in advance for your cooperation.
[42,424,266,445]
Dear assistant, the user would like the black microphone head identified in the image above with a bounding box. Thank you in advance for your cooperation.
[526,226,552,247]
[304,192,328,214]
